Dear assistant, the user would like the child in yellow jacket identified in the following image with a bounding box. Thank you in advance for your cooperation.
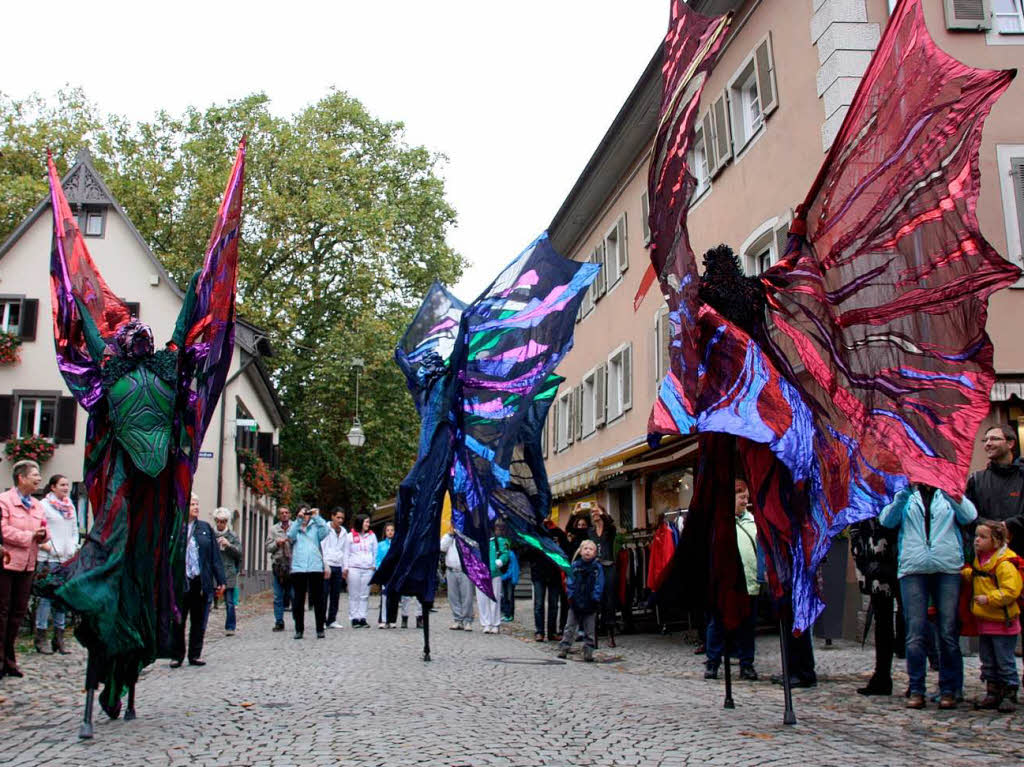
[962,520,1022,712]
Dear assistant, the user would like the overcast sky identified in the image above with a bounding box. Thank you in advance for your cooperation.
[3,1,667,300]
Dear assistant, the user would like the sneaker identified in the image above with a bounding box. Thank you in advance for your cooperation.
[377,623,387,629]
[352,620,358,628]
[225,630,235,637]
[327,622,342,629]
[293,631,303,640]
[462,623,472,632]
[450,623,463,631]
[557,649,568,659]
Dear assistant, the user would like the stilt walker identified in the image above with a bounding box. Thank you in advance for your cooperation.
[41,143,246,738]
[639,0,1018,723]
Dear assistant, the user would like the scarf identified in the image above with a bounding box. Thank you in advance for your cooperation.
[47,492,75,520]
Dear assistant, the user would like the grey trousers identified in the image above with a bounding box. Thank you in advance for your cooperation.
[559,608,597,651]
[447,568,476,624]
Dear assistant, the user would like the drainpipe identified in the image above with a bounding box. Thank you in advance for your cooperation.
[216,355,258,507]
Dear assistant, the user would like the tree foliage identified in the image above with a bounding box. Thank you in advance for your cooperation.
[0,88,464,512]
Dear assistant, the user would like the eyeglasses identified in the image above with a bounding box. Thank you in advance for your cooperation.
[982,437,1007,444]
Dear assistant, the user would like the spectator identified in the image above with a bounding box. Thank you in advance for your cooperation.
[0,460,48,677]
[377,522,395,628]
[35,474,79,655]
[287,506,328,639]
[476,521,511,634]
[499,523,519,623]
[705,479,761,681]
[556,539,604,662]
[880,483,977,709]
[343,514,377,628]
[321,508,347,629]
[850,516,903,696]
[963,519,1022,712]
[566,509,593,560]
[213,508,243,636]
[588,504,618,648]
[172,494,226,667]
[966,426,1024,545]
[530,516,570,642]
[266,506,293,632]
[440,526,475,630]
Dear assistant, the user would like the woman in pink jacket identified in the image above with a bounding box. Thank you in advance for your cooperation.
[0,460,48,678]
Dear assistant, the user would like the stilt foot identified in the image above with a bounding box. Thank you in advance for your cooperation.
[124,707,136,722]
[78,721,94,739]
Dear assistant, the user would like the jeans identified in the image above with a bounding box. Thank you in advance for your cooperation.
[533,579,564,638]
[559,609,596,651]
[271,576,292,624]
[705,596,757,668]
[446,568,475,625]
[900,572,962,696]
[324,566,344,625]
[35,597,67,631]
[500,579,516,620]
[223,587,238,632]
[979,634,1020,688]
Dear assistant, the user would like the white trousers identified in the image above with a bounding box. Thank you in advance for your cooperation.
[347,567,374,620]
[476,576,502,629]
[400,595,422,618]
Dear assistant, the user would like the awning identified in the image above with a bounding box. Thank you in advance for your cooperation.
[551,466,600,499]
[611,441,698,476]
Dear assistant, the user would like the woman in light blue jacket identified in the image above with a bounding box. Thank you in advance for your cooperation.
[287,506,329,639]
[879,483,977,710]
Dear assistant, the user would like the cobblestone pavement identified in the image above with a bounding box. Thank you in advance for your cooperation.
[1,592,1023,766]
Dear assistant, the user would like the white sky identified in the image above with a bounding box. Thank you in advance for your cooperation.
[2,1,667,301]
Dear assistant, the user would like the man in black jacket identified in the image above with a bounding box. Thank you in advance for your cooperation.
[966,425,1024,545]
[172,494,226,667]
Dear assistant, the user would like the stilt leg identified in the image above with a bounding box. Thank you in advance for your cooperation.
[79,689,95,739]
[124,682,136,721]
[421,599,431,662]
[723,648,735,709]
[779,620,797,725]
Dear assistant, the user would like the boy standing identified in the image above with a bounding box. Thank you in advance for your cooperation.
[557,540,604,662]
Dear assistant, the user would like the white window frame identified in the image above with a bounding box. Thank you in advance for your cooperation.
[641,190,651,246]
[728,61,764,155]
[689,124,711,204]
[653,304,671,391]
[740,217,783,277]
[996,144,1024,282]
[0,299,22,334]
[555,391,571,451]
[606,342,633,424]
[986,0,1024,43]
[602,213,629,291]
[581,368,597,438]
[994,0,1024,33]
[16,395,57,440]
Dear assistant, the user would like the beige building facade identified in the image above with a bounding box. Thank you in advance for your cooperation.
[0,150,286,580]
[543,0,1024,533]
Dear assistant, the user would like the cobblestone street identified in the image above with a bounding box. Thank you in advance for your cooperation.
[1,593,1023,766]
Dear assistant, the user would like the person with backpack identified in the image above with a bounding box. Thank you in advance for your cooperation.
[880,483,977,710]
[265,506,293,632]
[556,539,604,662]
[962,519,1022,712]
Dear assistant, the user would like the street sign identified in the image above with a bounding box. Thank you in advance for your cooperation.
[235,419,258,427]
[199,451,214,459]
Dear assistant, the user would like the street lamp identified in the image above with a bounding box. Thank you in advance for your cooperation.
[347,357,366,447]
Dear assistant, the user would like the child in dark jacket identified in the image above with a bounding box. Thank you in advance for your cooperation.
[557,540,604,662]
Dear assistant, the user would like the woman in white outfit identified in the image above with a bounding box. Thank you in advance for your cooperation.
[34,474,80,654]
[475,520,511,634]
[343,514,377,628]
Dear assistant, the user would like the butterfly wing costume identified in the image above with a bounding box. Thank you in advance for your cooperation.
[640,0,1019,632]
[376,234,598,602]
[45,141,245,703]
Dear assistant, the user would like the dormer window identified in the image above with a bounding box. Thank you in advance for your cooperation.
[78,206,106,238]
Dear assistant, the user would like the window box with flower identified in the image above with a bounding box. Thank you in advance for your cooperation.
[237,448,273,496]
[5,434,56,464]
[0,331,22,365]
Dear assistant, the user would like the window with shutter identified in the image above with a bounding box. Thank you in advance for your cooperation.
[574,385,584,441]
[641,191,651,246]
[55,396,78,444]
[993,0,1024,32]
[622,344,632,412]
[754,33,778,117]
[551,400,559,452]
[702,111,720,178]
[712,92,732,172]
[15,395,57,439]
[1012,157,1024,256]
[943,0,992,30]
[595,363,607,428]
[541,414,549,458]
[566,390,576,445]
[18,299,38,342]
[655,306,671,385]
[773,210,793,262]
[0,394,12,440]
[257,432,273,462]
[606,344,632,422]
[582,372,596,437]
[594,242,608,299]
[617,213,628,275]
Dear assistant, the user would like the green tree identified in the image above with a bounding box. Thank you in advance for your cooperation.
[1,88,464,512]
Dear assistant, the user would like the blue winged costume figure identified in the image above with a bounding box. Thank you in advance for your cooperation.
[374,234,598,656]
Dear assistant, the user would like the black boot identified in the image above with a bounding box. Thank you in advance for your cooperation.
[976,681,1002,710]
[857,675,892,696]
[401,616,408,629]
[999,686,1017,713]
[34,628,53,655]
[52,628,71,655]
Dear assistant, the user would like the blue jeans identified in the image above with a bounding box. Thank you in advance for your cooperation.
[224,587,238,631]
[272,577,292,624]
[979,634,1020,688]
[35,597,66,630]
[705,597,757,669]
[500,579,515,620]
[900,573,962,696]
